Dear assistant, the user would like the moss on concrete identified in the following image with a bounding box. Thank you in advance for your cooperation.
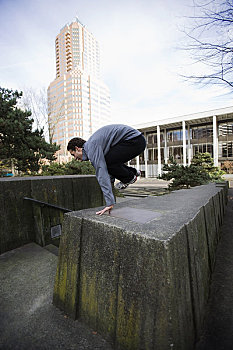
[0,175,104,254]
[53,183,228,350]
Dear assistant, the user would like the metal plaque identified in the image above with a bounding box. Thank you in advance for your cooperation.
[109,207,161,224]
[51,224,62,239]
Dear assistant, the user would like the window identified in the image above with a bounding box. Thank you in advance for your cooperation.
[219,142,233,157]
[207,144,213,155]
[192,125,213,140]
[147,133,156,144]
[228,142,233,157]
[167,129,182,142]
[148,149,153,161]
[167,131,173,142]
[219,122,233,136]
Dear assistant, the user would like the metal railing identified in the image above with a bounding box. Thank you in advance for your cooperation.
[23,197,72,212]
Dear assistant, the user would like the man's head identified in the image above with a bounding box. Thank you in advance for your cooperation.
[67,137,86,160]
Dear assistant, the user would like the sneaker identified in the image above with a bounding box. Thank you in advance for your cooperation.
[115,170,140,190]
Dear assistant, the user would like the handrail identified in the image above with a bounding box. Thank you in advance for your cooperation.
[23,197,72,212]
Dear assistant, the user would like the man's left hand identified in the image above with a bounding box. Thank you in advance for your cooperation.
[96,205,113,216]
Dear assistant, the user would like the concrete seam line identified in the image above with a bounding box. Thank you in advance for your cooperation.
[203,204,212,274]
[184,223,197,341]
[113,227,124,347]
[76,216,84,320]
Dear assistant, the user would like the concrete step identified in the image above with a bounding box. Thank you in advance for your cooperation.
[44,244,59,256]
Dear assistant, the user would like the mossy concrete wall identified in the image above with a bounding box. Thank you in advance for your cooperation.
[0,175,104,254]
[53,182,228,350]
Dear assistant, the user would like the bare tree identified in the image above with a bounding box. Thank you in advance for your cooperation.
[19,87,64,144]
[181,0,233,89]
[19,87,49,139]
[47,96,64,144]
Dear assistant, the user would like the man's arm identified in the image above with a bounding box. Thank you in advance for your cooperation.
[87,142,115,213]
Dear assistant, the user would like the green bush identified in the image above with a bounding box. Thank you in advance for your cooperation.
[65,159,95,175]
[160,153,224,190]
[41,159,95,176]
[191,152,225,181]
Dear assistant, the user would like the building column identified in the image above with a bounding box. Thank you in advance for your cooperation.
[144,149,148,178]
[136,156,140,175]
[213,115,218,166]
[182,120,187,166]
[187,124,191,165]
[157,125,162,176]
[164,128,168,164]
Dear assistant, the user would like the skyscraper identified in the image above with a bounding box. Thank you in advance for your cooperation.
[48,18,111,161]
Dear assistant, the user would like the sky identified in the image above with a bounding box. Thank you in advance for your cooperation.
[0,0,232,127]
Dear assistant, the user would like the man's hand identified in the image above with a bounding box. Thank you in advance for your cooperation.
[96,205,113,216]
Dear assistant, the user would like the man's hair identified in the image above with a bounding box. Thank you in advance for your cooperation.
[67,137,86,151]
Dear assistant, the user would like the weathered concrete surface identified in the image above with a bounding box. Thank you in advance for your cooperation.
[54,182,228,350]
[195,188,233,350]
[0,175,104,254]
[0,243,113,350]
[0,178,34,253]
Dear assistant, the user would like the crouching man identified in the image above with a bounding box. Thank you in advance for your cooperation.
[67,124,146,216]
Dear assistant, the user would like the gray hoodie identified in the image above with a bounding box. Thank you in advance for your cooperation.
[82,124,141,206]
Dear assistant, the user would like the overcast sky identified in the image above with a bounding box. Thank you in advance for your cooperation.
[0,0,232,126]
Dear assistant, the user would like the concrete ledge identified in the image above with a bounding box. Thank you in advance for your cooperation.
[0,175,104,254]
[53,182,228,350]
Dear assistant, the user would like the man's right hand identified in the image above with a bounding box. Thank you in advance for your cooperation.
[96,205,113,216]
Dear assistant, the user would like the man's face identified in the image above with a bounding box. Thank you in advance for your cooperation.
[69,146,83,160]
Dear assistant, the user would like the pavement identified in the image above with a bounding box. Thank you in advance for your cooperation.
[0,244,113,350]
[116,177,170,200]
[1,176,233,350]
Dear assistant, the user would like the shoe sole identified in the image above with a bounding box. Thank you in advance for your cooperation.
[116,174,138,190]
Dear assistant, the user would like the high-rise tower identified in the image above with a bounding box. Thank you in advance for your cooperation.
[48,18,111,161]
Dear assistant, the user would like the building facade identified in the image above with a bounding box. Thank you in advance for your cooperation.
[48,18,111,161]
[131,106,233,177]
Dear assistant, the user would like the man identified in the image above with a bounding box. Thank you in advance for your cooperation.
[67,124,146,216]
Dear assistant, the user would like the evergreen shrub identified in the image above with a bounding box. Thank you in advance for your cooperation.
[41,159,95,176]
[160,153,224,190]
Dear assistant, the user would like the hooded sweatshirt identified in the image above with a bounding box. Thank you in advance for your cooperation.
[82,124,141,206]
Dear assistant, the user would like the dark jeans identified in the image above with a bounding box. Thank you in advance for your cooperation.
[105,134,146,183]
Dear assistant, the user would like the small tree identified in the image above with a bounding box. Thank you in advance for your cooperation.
[161,153,224,190]
[191,152,225,180]
[0,87,59,173]
[161,157,210,190]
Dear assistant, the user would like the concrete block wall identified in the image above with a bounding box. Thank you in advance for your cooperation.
[53,182,228,350]
[0,176,104,254]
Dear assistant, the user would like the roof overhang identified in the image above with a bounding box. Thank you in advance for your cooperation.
[134,106,233,132]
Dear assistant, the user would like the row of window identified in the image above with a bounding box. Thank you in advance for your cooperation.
[146,142,233,162]
[147,122,233,144]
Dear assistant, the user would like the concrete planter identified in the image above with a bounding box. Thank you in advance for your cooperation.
[53,183,227,350]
